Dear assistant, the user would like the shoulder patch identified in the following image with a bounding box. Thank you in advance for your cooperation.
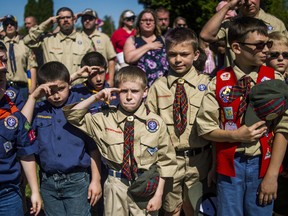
[146,119,159,133]
[5,89,16,99]
[198,84,207,91]
[4,115,18,129]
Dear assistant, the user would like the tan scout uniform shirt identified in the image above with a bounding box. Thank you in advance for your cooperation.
[217,9,288,67]
[24,22,93,74]
[63,103,177,177]
[146,67,211,150]
[2,35,37,83]
[196,65,288,156]
[82,29,116,61]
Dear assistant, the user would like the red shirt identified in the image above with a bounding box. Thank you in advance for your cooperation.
[111,28,135,53]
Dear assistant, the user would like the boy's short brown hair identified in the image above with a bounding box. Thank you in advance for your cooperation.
[165,27,198,52]
[268,32,288,47]
[228,16,268,45]
[114,66,147,89]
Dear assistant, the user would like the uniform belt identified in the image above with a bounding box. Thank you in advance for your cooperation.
[7,81,28,88]
[108,169,125,179]
[42,167,87,178]
[176,145,211,157]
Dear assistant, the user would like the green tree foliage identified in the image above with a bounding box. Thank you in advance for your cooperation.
[24,0,38,19]
[102,15,115,37]
[37,0,54,24]
[138,0,218,34]
[139,0,288,34]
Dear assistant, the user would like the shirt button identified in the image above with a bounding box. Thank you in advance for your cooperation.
[57,136,61,140]
[58,153,61,157]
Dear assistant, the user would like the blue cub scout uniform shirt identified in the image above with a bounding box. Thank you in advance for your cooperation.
[5,86,25,109]
[0,97,38,184]
[33,91,96,174]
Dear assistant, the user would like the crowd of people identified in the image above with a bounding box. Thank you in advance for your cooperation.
[0,0,288,216]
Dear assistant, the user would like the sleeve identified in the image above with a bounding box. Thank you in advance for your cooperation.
[27,48,38,69]
[156,119,177,177]
[146,83,159,114]
[62,104,102,145]
[104,34,116,60]
[196,77,221,136]
[23,22,48,48]
[16,113,38,157]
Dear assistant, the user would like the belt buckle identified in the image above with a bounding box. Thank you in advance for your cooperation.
[184,150,190,157]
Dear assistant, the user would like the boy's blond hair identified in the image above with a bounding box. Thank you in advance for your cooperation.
[114,66,147,89]
[269,32,288,47]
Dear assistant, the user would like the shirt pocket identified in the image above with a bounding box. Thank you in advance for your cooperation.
[48,48,63,60]
[100,135,123,164]
[35,119,52,145]
[189,96,202,125]
[139,135,158,165]
[158,97,174,125]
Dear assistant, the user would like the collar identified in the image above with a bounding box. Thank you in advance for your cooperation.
[59,30,77,42]
[232,64,259,83]
[167,66,199,88]
[86,29,101,38]
[4,35,20,44]
[83,81,109,94]
[116,103,147,124]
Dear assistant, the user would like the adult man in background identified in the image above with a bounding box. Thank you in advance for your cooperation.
[24,7,93,77]
[80,8,116,86]
[1,15,37,99]
[155,6,170,36]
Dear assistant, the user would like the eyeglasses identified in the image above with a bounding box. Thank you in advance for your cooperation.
[125,17,135,22]
[268,51,288,59]
[82,15,95,22]
[239,41,273,50]
[58,16,72,20]
[140,19,154,23]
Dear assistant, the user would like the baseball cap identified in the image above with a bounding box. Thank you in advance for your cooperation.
[127,164,159,209]
[3,15,18,27]
[195,192,217,215]
[124,10,136,19]
[245,79,288,126]
[82,8,97,18]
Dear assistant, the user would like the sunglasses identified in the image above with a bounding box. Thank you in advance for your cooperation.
[3,20,16,27]
[268,51,288,59]
[125,17,135,22]
[239,41,273,50]
[82,15,95,22]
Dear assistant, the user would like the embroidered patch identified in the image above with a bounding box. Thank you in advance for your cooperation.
[225,121,237,131]
[24,121,31,131]
[3,141,12,153]
[5,89,16,99]
[146,119,159,133]
[36,115,52,119]
[4,115,18,129]
[220,72,231,81]
[264,148,271,160]
[97,40,101,44]
[219,86,232,103]
[224,107,234,120]
[77,40,82,45]
[198,84,207,91]
[147,147,158,156]
[28,129,36,142]
[260,76,271,82]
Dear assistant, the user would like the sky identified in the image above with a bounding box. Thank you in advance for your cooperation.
[0,0,144,28]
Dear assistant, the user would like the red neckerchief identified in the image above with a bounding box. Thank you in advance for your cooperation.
[0,95,18,119]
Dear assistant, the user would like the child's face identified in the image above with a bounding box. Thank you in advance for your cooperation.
[266,42,288,74]
[235,31,270,67]
[167,41,199,74]
[88,67,106,91]
[46,80,70,107]
[118,79,147,113]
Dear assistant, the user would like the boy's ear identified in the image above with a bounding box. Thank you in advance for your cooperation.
[231,42,241,55]
[142,86,148,98]
[193,50,200,61]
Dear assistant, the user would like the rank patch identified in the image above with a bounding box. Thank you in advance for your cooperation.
[28,129,36,142]
[4,115,18,129]
[146,119,159,133]
[147,147,158,156]
[3,141,12,153]
[225,121,237,131]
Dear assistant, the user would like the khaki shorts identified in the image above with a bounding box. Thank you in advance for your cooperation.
[162,149,211,212]
[104,175,158,216]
